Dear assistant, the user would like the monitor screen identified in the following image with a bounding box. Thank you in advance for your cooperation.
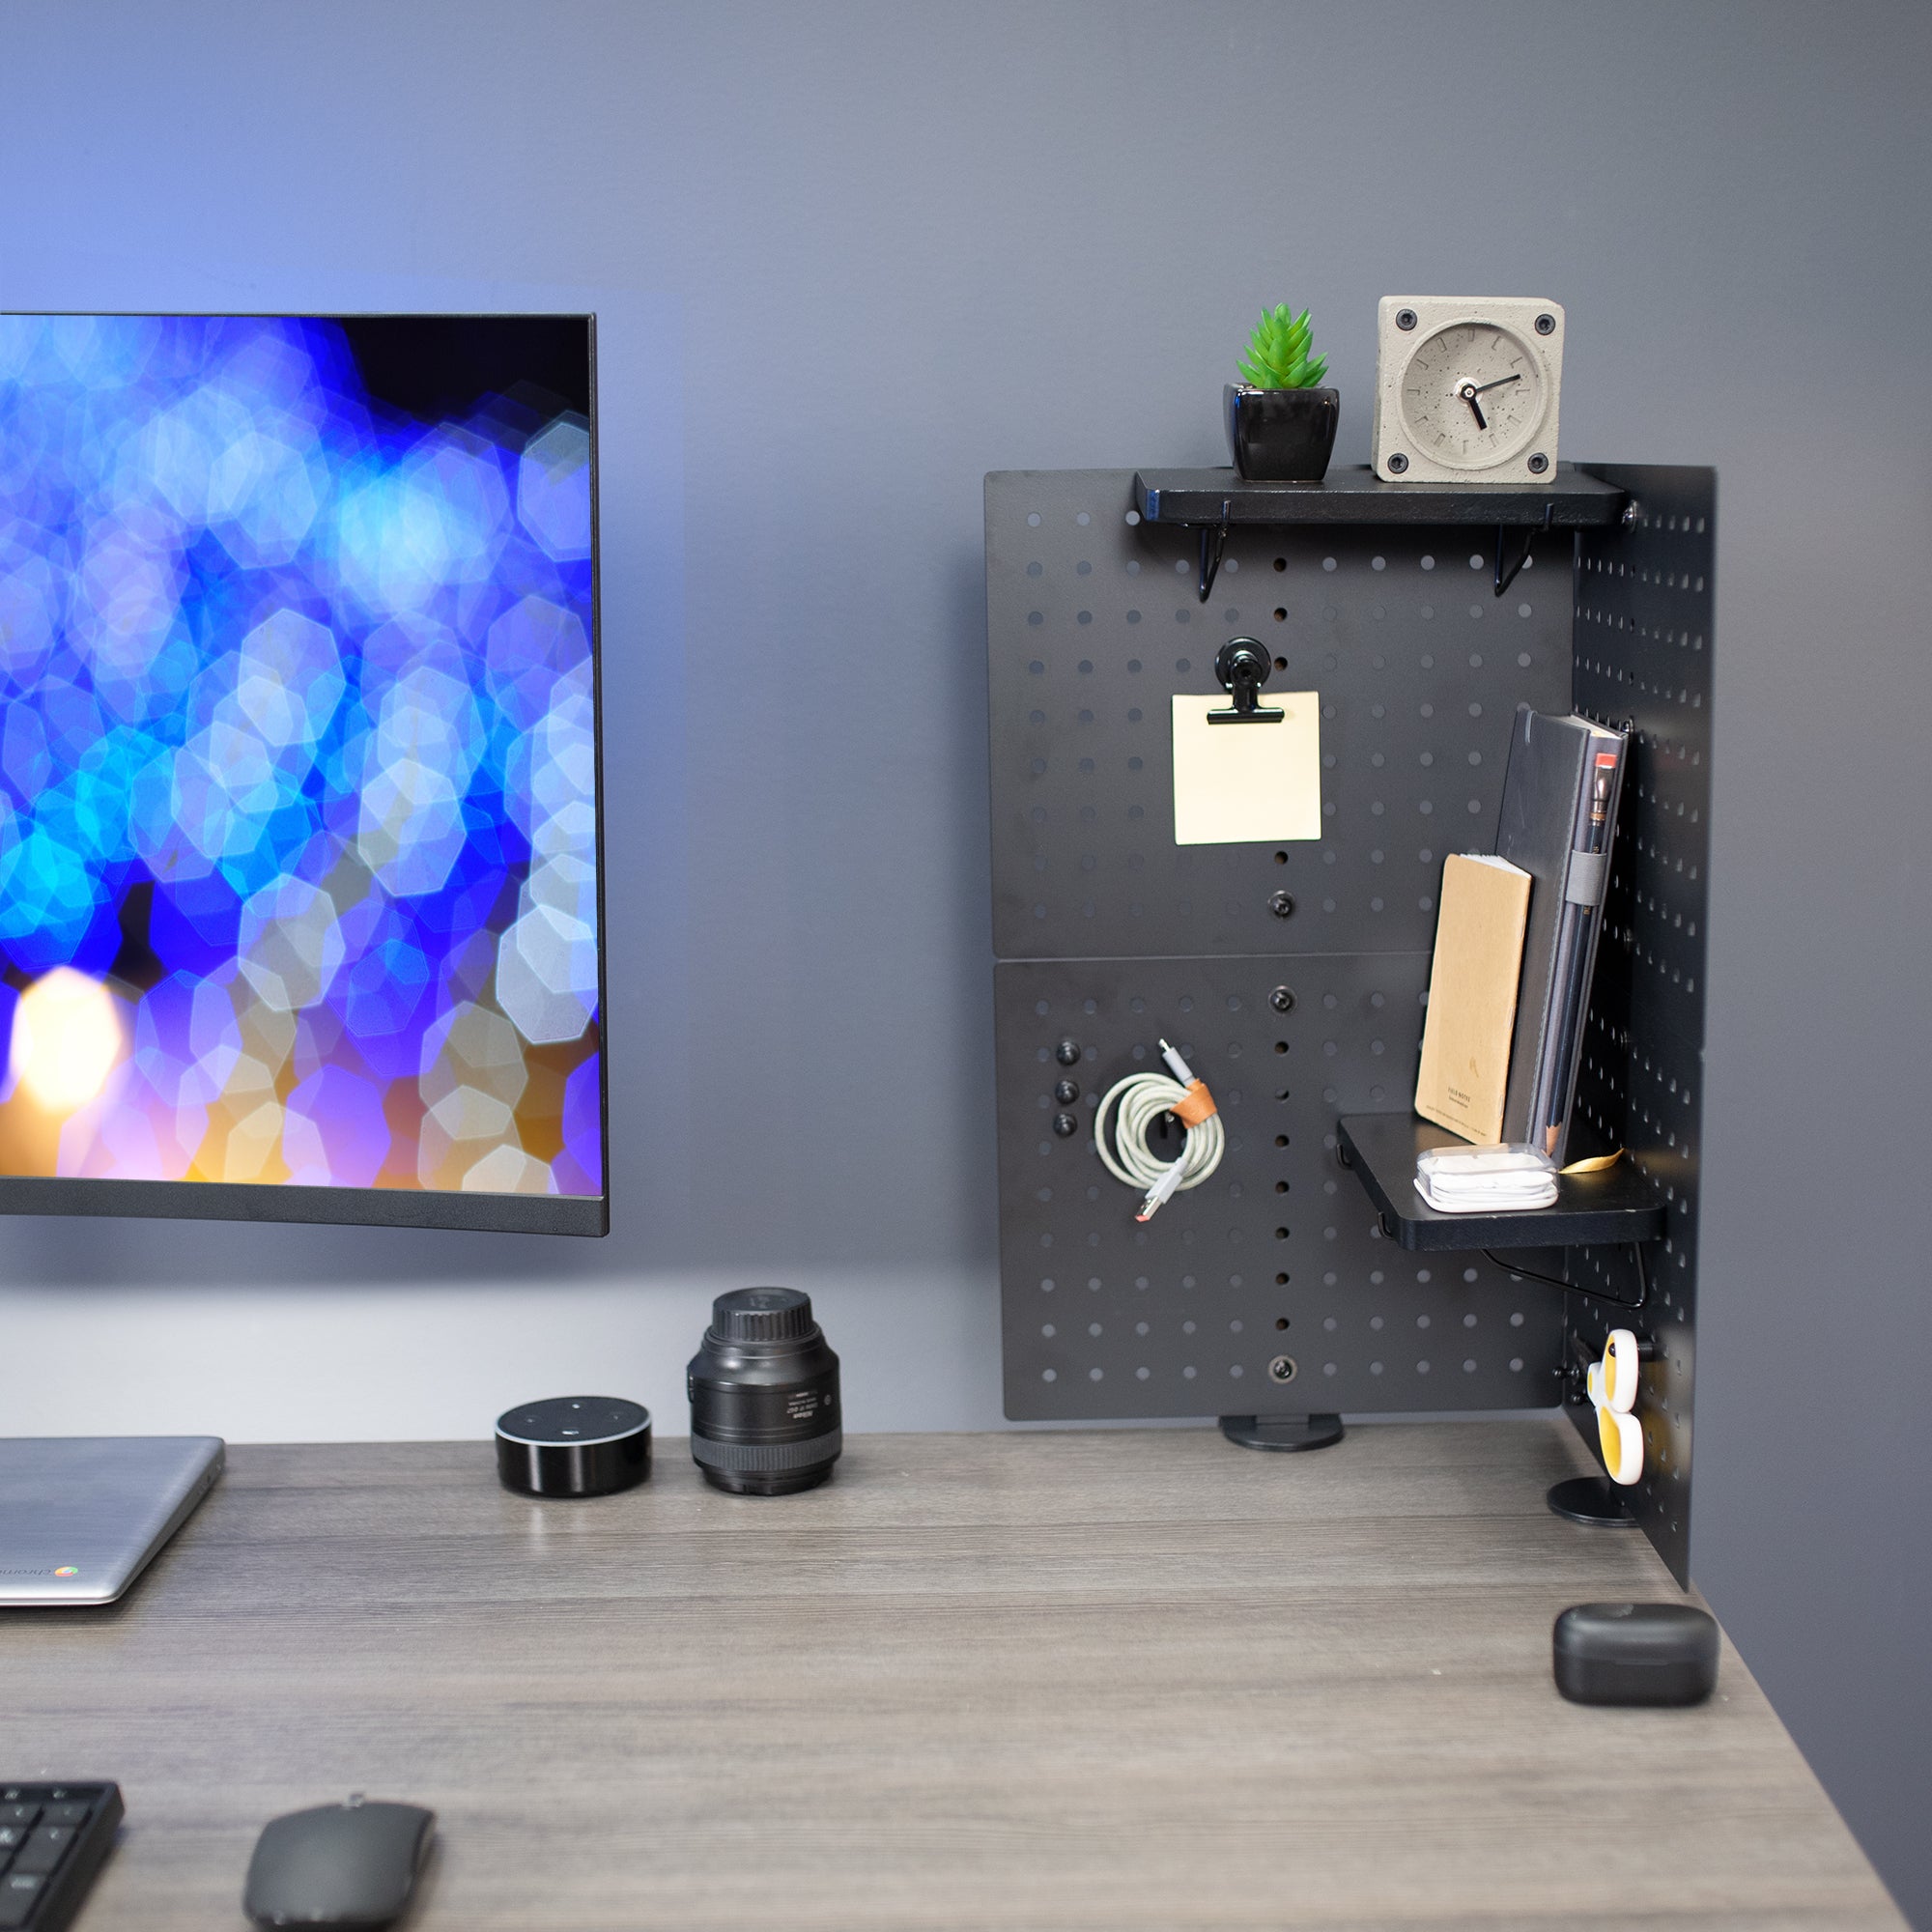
[0,313,605,1234]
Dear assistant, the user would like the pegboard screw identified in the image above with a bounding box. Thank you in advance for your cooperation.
[1051,1113,1079,1138]
[1267,1355,1297,1383]
[1054,1038,1081,1066]
[1621,499,1641,530]
[1269,985,1295,1013]
[1267,892,1295,921]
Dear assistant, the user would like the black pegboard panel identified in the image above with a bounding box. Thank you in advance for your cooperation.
[985,462,1713,1591]
[1560,463,1714,1586]
[994,955,1566,1420]
[986,471,1574,963]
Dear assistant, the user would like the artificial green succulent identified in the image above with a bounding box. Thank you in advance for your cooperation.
[1237,303,1328,390]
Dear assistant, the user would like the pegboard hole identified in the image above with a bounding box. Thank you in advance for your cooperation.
[1272,609,1287,623]
[1272,556,1287,572]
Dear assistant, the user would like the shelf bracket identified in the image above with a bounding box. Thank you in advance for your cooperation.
[1197,499,1231,604]
[1493,502,1554,598]
[1484,1239,1652,1313]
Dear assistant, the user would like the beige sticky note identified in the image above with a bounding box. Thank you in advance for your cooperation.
[1170,693,1321,844]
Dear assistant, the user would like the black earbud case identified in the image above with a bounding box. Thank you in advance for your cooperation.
[1552,1602,1719,1706]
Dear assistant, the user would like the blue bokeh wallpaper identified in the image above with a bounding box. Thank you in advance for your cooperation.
[0,313,601,1195]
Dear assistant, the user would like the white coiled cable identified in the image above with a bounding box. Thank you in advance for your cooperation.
[1095,1039,1226,1221]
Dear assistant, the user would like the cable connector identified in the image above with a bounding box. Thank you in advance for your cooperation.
[1157,1038,1195,1084]
[1136,1158,1188,1223]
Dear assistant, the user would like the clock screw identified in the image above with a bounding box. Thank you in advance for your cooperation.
[1535,312,1556,335]
[1267,892,1295,921]
[1526,452,1549,475]
[1395,308,1417,331]
[1054,1038,1081,1066]
[1268,1354,1298,1383]
[1386,451,1409,474]
[1269,985,1296,1013]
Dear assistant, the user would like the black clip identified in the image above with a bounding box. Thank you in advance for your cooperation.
[1494,501,1554,598]
[1196,498,1231,604]
[1207,638,1283,724]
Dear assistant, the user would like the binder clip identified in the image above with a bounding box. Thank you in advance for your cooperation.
[1207,638,1283,724]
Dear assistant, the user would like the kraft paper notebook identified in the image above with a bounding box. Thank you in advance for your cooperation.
[1414,853,1533,1144]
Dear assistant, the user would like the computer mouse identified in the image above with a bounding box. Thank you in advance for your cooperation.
[242,1795,435,1928]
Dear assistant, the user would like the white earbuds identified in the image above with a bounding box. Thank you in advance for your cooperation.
[1588,1327,1643,1486]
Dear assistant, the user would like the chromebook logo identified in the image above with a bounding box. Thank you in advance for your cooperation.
[53,1567,77,1577]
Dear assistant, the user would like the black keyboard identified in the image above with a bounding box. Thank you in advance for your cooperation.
[0,1787,121,1931]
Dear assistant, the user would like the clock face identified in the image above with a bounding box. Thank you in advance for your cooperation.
[1398,321,1546,469]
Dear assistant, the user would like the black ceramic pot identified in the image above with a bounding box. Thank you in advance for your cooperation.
[1225,384,1340,482]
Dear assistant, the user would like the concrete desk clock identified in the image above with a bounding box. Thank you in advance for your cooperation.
[1372,296,1565,482]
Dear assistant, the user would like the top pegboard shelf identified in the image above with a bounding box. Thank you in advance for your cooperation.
[1135,464,1628,528]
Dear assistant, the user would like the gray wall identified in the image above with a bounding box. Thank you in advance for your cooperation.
[3,2,1927,1918]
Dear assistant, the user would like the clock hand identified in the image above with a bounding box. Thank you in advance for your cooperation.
[1458,383,1488,432]
[1466,373,1523,398]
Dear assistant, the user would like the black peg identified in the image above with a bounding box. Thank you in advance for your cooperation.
[1053,1079,1079,1105]
[1054,1038,1081,1066]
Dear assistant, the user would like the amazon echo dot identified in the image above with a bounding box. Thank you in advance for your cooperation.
[495,1397,652,1497]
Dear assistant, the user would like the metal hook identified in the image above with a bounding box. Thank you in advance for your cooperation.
[1197,498,1231,603]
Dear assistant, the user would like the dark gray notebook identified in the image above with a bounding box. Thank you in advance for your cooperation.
[1494,707,1628,1159]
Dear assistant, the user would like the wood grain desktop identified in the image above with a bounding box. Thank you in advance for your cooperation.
[0,1425,1899,1931]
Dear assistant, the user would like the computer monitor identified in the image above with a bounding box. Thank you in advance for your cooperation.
[0,313,606,1235]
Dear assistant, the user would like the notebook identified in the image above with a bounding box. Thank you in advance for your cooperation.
[1494,707,1629,1161]
[1413,853,1533,1144]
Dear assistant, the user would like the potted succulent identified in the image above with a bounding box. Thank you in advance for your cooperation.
[1225,302,1339,482]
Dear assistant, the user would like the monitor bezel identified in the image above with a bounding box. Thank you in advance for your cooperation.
[0,310,611,1238]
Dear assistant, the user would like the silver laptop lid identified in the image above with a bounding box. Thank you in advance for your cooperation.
[0,1436,224,1607]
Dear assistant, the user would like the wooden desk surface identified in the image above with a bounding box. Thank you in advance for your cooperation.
[0,1423,1899,1931]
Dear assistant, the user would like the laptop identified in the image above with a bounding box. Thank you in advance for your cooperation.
[0,1436,224,1606]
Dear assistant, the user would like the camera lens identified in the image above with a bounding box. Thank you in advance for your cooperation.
[687,1288,841,1495]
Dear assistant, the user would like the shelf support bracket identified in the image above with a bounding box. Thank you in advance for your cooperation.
[1493,502,1554,598]
[1197,499,1231,604]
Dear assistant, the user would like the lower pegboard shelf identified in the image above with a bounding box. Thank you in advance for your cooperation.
[1335,1112,1667,1252]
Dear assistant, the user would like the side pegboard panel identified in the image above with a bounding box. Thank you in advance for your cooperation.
[1567,464,1714,1587]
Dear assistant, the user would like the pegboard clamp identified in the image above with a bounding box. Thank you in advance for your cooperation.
[1208,638,1284,724]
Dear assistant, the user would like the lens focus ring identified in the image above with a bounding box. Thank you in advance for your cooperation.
[690,1428,843,1474]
